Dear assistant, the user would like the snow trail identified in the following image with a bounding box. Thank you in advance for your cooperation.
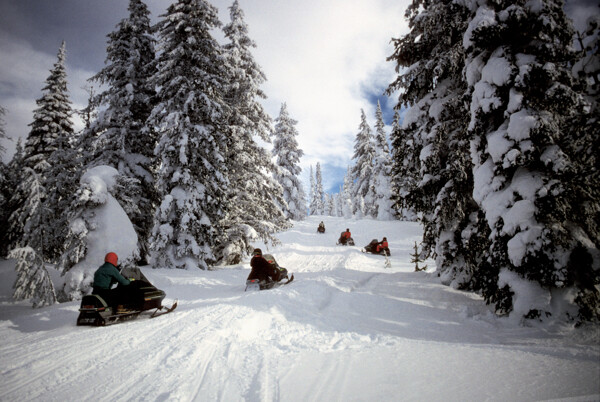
[0,216,598,401]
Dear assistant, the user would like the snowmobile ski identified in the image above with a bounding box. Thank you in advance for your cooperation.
[245,274,294,291]
[150,300,178,318]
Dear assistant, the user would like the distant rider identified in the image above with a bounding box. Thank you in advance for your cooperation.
[339,228,352,245]
[376,237,390,255]
[318,221,325,233]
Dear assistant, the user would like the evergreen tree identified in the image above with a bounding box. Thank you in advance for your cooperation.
[352,109,376,216]
[86,0,157,262]
[464,0,599,320]
[308,165,317,215]
[148,0,228,270]
[9,246,57,307]
[1,139,23,256]
[341,167,354,218]
[8,42,75,261]
[388,110,417,221]
[272,103,307,220]
[0,105,9,256]
[387,0,488,290]
[371,101,394,220]
[22,42,71,173]
[314,162,325,215]
[216,1,289,264]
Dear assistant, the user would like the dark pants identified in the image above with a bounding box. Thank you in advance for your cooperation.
[92,285,131,308]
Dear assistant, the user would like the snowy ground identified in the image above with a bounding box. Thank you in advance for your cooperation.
[1,216,599,402]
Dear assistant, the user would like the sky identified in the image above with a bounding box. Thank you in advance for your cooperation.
[0,0,597,194]
[0,0,411,194]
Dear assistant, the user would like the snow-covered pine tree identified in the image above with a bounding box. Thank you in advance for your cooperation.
[43,105,79,262]
[464,0,599,321]
[388,110,417,221]
[9,246,57,308]
[57,166,140,300]
[308,165,317,215]
[0,105,8,256]
[86,0,157,263]
[1,139,23,256]
[8,42,76,259]
[148,0,228,270]
[342,167,354,218]
[352,109,376,217]
[386,0,490,290]
[371,101,394,220]
[341,168,354,218]
[314,162,325,215]
[216,0,290,265]
[272,102,307,220]
[22,42,71,173]
[8,166,58,307]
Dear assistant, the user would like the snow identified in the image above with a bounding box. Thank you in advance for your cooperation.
[1,216,599,401]
[62,166,139,299]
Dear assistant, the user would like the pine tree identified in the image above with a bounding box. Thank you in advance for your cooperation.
[308,165,317,215]
[8,42,76,261]
[9,246,57,307]
[387,0,489,291]
[371,101,394,220]
[0,105,9,256]
[216,0,290,264]
[388,110,417,221]
[464,0,599,320]
[8,167,57,307]
[272,103,307,220]
[314,162,325,215]
[341,167,354,218]
[148,0,228,270]
[1,139,24,256]
[352,109,376,216]
[22,42,72,173]
[86,0,157,263]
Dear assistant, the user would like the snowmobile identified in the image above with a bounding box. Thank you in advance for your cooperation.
[337,232,355,246]
[362,239,391,256]
[245,254,294,291]
[317,225,325,234]
[77,266,177,326]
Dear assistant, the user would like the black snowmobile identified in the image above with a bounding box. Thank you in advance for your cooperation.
[337,232,355,246]
[77,266,176,326]
[363,239,391,256]
[245,254,294,291]
[317,224,325,234]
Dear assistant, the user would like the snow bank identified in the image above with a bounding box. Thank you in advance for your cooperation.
[61,166,138,299]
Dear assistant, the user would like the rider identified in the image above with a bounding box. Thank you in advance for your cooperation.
[92,252,132,310]
[318,221,325,232]
[248,248,281,283]
[376,237,390,255]
[339,228,352,245]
